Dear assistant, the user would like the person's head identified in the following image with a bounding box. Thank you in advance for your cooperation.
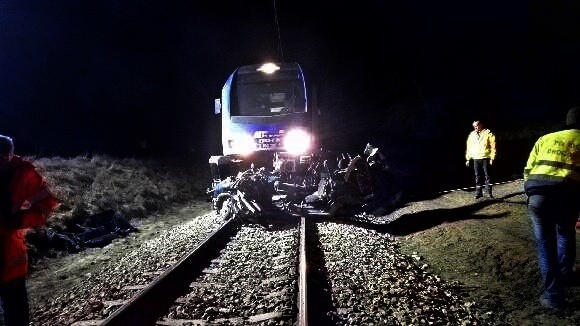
[0,135,14,170]
[472,121,483,132]
[566,107,580,129]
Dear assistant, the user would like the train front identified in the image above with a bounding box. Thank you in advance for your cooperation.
[215,62,314,180]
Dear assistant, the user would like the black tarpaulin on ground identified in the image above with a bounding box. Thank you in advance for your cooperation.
[27,210,138,254]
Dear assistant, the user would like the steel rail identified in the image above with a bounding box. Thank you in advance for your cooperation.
[298,216,308,326]
[101,217,240,326]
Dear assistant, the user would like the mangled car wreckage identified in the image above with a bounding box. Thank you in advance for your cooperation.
[209,145,398,221]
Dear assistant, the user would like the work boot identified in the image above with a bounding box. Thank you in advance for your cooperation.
[486,186,494,198]
[474,189,483,199]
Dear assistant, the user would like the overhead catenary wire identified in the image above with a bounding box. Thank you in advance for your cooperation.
[273,0,284,61]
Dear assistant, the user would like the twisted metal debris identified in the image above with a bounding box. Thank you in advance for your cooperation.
[209,146,402,222]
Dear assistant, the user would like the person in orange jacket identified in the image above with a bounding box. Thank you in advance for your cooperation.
[0,135,59,325]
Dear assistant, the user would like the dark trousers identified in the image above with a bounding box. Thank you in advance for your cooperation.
[0,277,29,326]
[472,158,492,195]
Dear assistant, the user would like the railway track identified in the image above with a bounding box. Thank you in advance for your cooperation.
[70,208,328,326]
[61,181,506,325]
[101,216,242,325]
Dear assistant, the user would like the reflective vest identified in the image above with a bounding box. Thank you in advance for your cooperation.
[0,155,59,283]
[466,129,496,160]
[523,129,580,183]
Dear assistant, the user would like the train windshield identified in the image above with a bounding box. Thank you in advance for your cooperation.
[233,80,306,117]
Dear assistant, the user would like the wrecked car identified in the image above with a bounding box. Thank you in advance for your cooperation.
[209,145,401,221]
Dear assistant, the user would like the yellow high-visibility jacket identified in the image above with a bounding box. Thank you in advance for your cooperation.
[466,129,496,160]
[523,129,580,183]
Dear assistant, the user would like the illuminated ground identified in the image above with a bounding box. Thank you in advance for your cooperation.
[23,157,580,325]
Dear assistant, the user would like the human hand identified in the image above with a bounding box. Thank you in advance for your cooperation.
[490,159,494,165]
[19,200,32,211]
[465,160,470,167]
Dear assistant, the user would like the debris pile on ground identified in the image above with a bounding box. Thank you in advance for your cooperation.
[210,144,403,221]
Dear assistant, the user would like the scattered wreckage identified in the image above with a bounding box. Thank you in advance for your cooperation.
[209,144,401,222]
[27,210,138,255]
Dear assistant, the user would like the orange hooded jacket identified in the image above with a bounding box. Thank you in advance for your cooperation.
[0,155,59,283]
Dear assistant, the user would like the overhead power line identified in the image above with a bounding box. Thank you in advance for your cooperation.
[273,0,284,61]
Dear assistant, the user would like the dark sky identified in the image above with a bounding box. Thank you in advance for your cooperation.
[1,0,580,168]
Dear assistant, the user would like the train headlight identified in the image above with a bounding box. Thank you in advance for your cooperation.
[257,63,280,74]
[228,133,255,155]
[283,129,311,155]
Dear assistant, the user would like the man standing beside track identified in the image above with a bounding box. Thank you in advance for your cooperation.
[465,120,497,199]
[0,135,59,325]
[524,107,580,310]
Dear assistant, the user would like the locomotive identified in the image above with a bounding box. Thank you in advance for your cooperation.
[208,62,318,219]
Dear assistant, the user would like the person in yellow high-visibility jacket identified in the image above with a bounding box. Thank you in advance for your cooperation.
[524,107,580,310]
[465,120,496,198]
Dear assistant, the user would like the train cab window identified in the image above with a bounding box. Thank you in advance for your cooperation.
[236,81,305,116]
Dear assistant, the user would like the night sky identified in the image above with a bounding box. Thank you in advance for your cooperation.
[2,1,580,188]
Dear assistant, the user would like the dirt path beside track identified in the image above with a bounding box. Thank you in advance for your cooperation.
[397,180,580,325]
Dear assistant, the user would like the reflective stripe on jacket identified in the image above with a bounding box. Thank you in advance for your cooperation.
[523,129,580,184]
[466,129,496,160]
[0,155,59,283]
